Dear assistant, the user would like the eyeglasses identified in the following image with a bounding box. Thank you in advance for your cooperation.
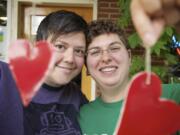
[87,42,123,57]
[53,42,86,57]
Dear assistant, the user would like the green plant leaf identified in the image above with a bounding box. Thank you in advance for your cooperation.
[151,40,167,56]
[130,56,144,76]
[152,66,168,82]
[164,26,173,36]
[128,33,142,48]
[164,53,178,65]
[118,0,131,28]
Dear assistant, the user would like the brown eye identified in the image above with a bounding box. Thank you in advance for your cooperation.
[54,44,66,52]
[109,46,121,52]
[74,48,85,57]
[88,48,101,56]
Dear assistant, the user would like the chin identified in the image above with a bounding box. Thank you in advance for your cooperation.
[53,78,71,85]
[105,83,118,87]
[100,81,117,87]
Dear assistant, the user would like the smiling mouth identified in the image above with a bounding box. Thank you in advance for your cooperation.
[99,66,117,72]
[56,65,75,70]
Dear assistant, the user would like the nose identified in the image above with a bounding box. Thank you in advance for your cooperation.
[63,48,74,64]
[100,50,111,63]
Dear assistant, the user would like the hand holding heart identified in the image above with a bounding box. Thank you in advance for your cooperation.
[130,0,180,47]
[115,72,180,135]
[8,40,53,106]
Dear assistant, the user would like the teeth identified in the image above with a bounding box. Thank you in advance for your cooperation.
[100,67,116,72]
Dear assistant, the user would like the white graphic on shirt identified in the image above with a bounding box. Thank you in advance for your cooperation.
[39,105,81,135]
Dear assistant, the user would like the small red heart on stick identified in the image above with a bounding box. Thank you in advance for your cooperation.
[9,40,53,106]
[115,72,180,135]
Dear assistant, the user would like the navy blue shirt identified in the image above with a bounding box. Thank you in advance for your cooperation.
[24,82,88,135]
[0,61,24,135]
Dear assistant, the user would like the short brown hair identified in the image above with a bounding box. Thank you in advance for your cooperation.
[87,20,129,48]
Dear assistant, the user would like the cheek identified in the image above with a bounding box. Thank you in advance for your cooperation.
[53,52,63,64]
[87,57,98,73]
[75,57,84,69]
[124,52,131,66]
[115,51,130,63]
[120,54,131,71]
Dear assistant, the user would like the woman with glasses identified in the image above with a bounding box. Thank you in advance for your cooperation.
[78,20,131,134]
[78,20,180,135]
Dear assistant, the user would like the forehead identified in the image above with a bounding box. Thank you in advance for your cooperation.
[49,32,86,47]
[89,33,123,48]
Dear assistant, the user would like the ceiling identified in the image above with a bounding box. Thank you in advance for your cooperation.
[0,0,7,26]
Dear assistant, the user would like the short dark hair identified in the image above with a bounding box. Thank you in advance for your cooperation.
[87,20,129,48]
[36,10,88,42]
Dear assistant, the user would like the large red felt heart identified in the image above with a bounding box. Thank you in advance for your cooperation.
[9,40,53,106]
[115,72,180,135]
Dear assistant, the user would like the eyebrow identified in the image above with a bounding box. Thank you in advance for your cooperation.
[55,40,85,49]
[109,41,123,46]
[54,40,68,45]
[88,41,123,50]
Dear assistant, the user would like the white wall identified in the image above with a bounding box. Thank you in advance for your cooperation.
[0,26,7,61]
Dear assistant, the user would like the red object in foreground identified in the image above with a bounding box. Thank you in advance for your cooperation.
[176,48,180,56]
[115,72,180,135]
[9,40,53,106]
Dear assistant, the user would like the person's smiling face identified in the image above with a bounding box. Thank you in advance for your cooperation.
[86,33,131,90]
[45,32,86,87]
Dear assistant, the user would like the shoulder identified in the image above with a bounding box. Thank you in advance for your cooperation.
[0,60,8,65]
[0,61,9,70]
[66,82,82,93]
[66,82,88,101]
[60,82,88,110]
[78,99,99,127]
[162,84,180,104]
[80,98,98,114]
[0,61,15,82]
[0,61,13,80]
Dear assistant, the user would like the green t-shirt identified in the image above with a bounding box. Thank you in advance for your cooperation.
[78,97,123,135]
[162,84,180,104]
[162,84,180,135]
[78,84,180,135]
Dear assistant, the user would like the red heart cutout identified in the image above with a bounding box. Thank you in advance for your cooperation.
[115,72,180,135]
[9,40,53,106]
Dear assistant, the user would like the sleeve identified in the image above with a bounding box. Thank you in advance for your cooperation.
[0,61,24,135]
